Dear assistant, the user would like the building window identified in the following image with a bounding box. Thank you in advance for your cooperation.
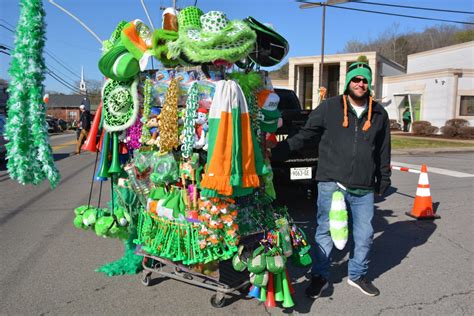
[459,96,474,116]
[68,111,78,120]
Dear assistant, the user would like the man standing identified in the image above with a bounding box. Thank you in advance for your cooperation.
[75,104,91,154]
[272,61,391,297]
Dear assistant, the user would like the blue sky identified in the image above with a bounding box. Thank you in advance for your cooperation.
[1,0,473,93]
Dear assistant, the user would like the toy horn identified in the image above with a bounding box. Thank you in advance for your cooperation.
[274,272,283,302]
[265,273,276,308]
[108,132,121,174]
[248,285,260,299]
[281,271,295,308]
[82,102,102,152]
[95,131,110,180]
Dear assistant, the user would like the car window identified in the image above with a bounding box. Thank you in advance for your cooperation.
[274,89,302,111]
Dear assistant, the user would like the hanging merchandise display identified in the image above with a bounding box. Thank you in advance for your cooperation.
[4,0,60,188]
[63,4,310,310]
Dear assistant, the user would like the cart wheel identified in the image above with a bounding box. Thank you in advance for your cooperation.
[210,294,227,308]
[140,271,152,286]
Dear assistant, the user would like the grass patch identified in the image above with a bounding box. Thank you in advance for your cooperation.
[392,136,474,149]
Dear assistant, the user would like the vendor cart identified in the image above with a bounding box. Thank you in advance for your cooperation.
[137,232,263,308]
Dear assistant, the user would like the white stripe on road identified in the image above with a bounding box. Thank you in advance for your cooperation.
[391,161,474,178]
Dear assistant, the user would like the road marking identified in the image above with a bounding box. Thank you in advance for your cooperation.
[391,161,474,178]
[52,140,77,151]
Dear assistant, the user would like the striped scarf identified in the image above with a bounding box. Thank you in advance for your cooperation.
[201,80,265,197]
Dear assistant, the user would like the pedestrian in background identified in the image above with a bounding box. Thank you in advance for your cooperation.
[402,107,411,132]
[75,104,91,154]
[272,61,391,298]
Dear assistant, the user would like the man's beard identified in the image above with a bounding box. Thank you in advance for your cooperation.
[348,87,370,101]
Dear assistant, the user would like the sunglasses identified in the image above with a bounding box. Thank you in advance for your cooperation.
[351,77,368,84]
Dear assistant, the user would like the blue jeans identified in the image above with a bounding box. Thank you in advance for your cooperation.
[312,181,374,281]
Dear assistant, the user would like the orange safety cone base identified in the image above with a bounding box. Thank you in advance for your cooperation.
[405,211,440,220]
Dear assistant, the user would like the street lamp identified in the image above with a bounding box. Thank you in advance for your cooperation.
[299,1,352,88]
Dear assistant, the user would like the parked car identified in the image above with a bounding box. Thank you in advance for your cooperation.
[270,88,319,198]
[46,117,61,133]
[57,118,68,131]
[0,114,6,159]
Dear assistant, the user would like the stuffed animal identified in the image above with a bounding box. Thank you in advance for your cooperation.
[82,208,98,227]
[194,107,208,150]
[145,115,160,146]
[114,206,131,227]
[329,191,348,250]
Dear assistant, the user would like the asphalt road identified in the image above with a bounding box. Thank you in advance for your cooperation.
[0,133,473,315]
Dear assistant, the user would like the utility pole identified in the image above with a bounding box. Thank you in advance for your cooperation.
[299,1,352,88]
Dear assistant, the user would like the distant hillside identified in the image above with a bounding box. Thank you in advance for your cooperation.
[269,62,289,80]
[342,22,474,67]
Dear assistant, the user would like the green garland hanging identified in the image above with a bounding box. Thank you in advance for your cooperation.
[4,0,60,188]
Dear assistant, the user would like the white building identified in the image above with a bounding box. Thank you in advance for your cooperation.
[382,41,474,129]
[287,52,405,109]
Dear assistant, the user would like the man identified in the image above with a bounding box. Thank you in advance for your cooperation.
[75,104,91,154]
[272,61,391,297]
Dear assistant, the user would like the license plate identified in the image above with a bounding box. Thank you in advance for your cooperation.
[290,167,312,180]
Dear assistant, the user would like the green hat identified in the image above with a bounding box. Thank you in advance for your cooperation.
[178,6,204,29]
[260,108,281,133]
[243,17,289,67]
[178,9,256,63]
[98,45,140,82]
[101,78,139,132]
[344,62,372,94]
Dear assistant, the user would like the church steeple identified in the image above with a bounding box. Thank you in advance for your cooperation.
[79,66,87,94]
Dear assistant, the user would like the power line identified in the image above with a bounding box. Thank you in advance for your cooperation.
[326,3,474,25]
[1,22,81,80]
[354,1,474,15]
[44,50,81,80]
[47,71,83,94]
[1,43,84,94]
[0,23,14,33]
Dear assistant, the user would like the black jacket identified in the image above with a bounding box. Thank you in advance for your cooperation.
[80,110,91,131]
[273,95,391,194]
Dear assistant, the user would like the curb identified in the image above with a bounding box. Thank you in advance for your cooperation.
[393,147,474,155]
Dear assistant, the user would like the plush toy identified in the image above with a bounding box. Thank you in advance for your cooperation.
[194,107,208,150]
[114,206,131,227]
[329,191,348,250]
[95,215,114,237]
[145,115,160,146]
[73,205,92,229]
[82,208,98,227]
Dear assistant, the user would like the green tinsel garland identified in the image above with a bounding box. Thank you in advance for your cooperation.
[4,0,60,188]
[140,78,152,145]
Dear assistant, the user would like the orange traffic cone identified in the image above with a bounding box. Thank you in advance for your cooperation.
[406,164,440,219]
